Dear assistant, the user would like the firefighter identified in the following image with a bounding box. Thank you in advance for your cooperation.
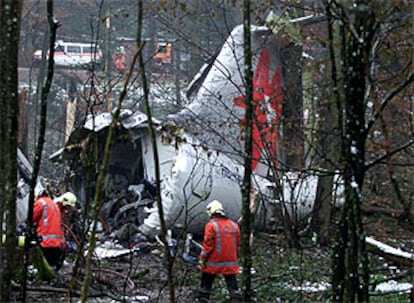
[112,46,126,72]
[33,187,66,271]
[54,191,77,224]
[54,191,82,243]
[197,200,242,302]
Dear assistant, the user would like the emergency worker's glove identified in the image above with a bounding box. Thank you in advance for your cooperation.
[197,259,206,271]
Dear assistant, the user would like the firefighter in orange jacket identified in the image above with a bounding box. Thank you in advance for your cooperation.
[197,200,242,302]
[33,187,66,270]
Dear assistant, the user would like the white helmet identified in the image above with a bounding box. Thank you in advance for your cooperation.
[55,192,77,207]
[206,200,225,217]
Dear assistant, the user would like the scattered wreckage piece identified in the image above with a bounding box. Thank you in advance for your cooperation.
[92,242,145,260]
[113,198,153,230]
[16,148,51,224]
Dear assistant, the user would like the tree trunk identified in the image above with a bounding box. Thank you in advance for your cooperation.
[331,1,375,301]
[312,174,334,245]
[240,1,254,301]
[280,42,303,170]
[0,1,22,301]
[310,31,340,245]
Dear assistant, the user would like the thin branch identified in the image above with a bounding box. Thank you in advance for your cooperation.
[364,139,414,171]
[366,71,414,133]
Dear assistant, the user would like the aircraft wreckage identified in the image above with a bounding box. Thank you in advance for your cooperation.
[50,21,344,239]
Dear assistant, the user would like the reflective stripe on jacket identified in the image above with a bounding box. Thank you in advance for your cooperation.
[33,196,66,248]
[199,215,240,275]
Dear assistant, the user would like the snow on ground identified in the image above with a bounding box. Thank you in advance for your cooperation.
[374,280,413,294]
[287,281,330,292]
[285,279,412,294]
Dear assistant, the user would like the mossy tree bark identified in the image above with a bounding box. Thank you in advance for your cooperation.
[0,1,22,301]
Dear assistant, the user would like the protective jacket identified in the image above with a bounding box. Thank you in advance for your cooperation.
[199,215,240,275]
[33,196,66,249]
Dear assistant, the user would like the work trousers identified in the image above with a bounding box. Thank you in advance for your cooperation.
[198,272,240,302]
[41,247,65,270]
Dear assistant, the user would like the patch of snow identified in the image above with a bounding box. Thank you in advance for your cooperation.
[351,145,357,154]
[287,281,330,292]
[109,295,150,303]
[374,280,413,294]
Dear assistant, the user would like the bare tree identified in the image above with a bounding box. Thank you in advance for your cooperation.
[324,1,414,301]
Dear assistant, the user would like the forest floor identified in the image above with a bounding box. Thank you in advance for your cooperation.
[21,200,414,303]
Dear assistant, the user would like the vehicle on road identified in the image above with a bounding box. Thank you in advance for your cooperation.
[33,40,103,68]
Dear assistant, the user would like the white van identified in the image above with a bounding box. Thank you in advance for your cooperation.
[33,41,103,68]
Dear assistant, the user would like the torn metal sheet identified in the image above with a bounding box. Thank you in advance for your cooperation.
[92,243,133,260]
[91,236,150,260]
[84,109,159,132]
[16,176,51,224]
[16,148,34,224]
[16,179,30,224]
[17,148,33,181]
